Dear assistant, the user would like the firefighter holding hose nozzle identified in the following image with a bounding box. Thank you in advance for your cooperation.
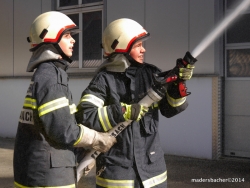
[75,18,196,187]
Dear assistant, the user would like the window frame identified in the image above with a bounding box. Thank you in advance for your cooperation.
[225,46,250,80]
[56,0,103,11]
[225,0,250,80]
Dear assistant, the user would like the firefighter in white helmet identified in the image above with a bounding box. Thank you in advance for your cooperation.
[75,18,195,187]
[13,11,116,188]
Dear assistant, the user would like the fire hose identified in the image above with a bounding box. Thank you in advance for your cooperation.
[76,51,197,182]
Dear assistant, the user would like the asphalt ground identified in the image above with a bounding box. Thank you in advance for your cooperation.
[1,137,250,188]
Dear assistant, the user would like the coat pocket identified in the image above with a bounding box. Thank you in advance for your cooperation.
[50,149,76,168]
[141,108,159,135]
[147,145,164,163]
[143,144,166,173]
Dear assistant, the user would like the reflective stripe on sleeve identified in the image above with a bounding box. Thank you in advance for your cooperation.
[98,106,112,132]
[142,171,167,188]
[69,103,77,114]
[96,176,134,188]
[80,94,104,107]
[38,97,69,117]
[73,124,84,146]
[23,97,37,109]
[166,93,186,107]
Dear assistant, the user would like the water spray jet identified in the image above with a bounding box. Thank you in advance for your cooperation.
[191,0,250,58]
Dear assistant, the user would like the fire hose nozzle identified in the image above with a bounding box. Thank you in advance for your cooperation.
[183,51,197,66]
[152,72,177,97]
[152,51,197,97]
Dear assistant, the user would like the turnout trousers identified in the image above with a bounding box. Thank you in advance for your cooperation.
[95,164,167,188]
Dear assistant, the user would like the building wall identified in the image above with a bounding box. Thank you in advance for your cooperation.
[0,0,51,77]
[0,0,221,159]
[106,0,218,73]
[0,0,53,136]
[0,1,13,76]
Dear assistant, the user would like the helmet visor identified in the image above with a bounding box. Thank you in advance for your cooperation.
[67,27,81,36]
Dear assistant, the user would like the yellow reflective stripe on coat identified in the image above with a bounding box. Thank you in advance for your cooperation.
[142,171,167,188]
[96,176,134,188]
[23,97,37,109]
[80,94,104,107]
[166,93,186,107]
[14,181,75,188]
[38,97,69,117]
[73,124,84,146]
[69,103,77,114]
[98,106,112,132]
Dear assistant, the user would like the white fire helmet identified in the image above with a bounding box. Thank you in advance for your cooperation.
[27,11,79,51]
[102,18,150,58]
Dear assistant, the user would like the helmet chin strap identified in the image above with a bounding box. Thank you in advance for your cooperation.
[54,43,73,63]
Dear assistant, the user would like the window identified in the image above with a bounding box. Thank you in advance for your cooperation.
[55,0,103,73]
[227,49,250,77]
[225,0,250,78]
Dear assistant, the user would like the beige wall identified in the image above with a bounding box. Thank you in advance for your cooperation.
[0,0,14,76]
[0,0,51,77]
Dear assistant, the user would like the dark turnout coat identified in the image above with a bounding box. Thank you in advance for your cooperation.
[76,60,188,187]
[14,60,81,188]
